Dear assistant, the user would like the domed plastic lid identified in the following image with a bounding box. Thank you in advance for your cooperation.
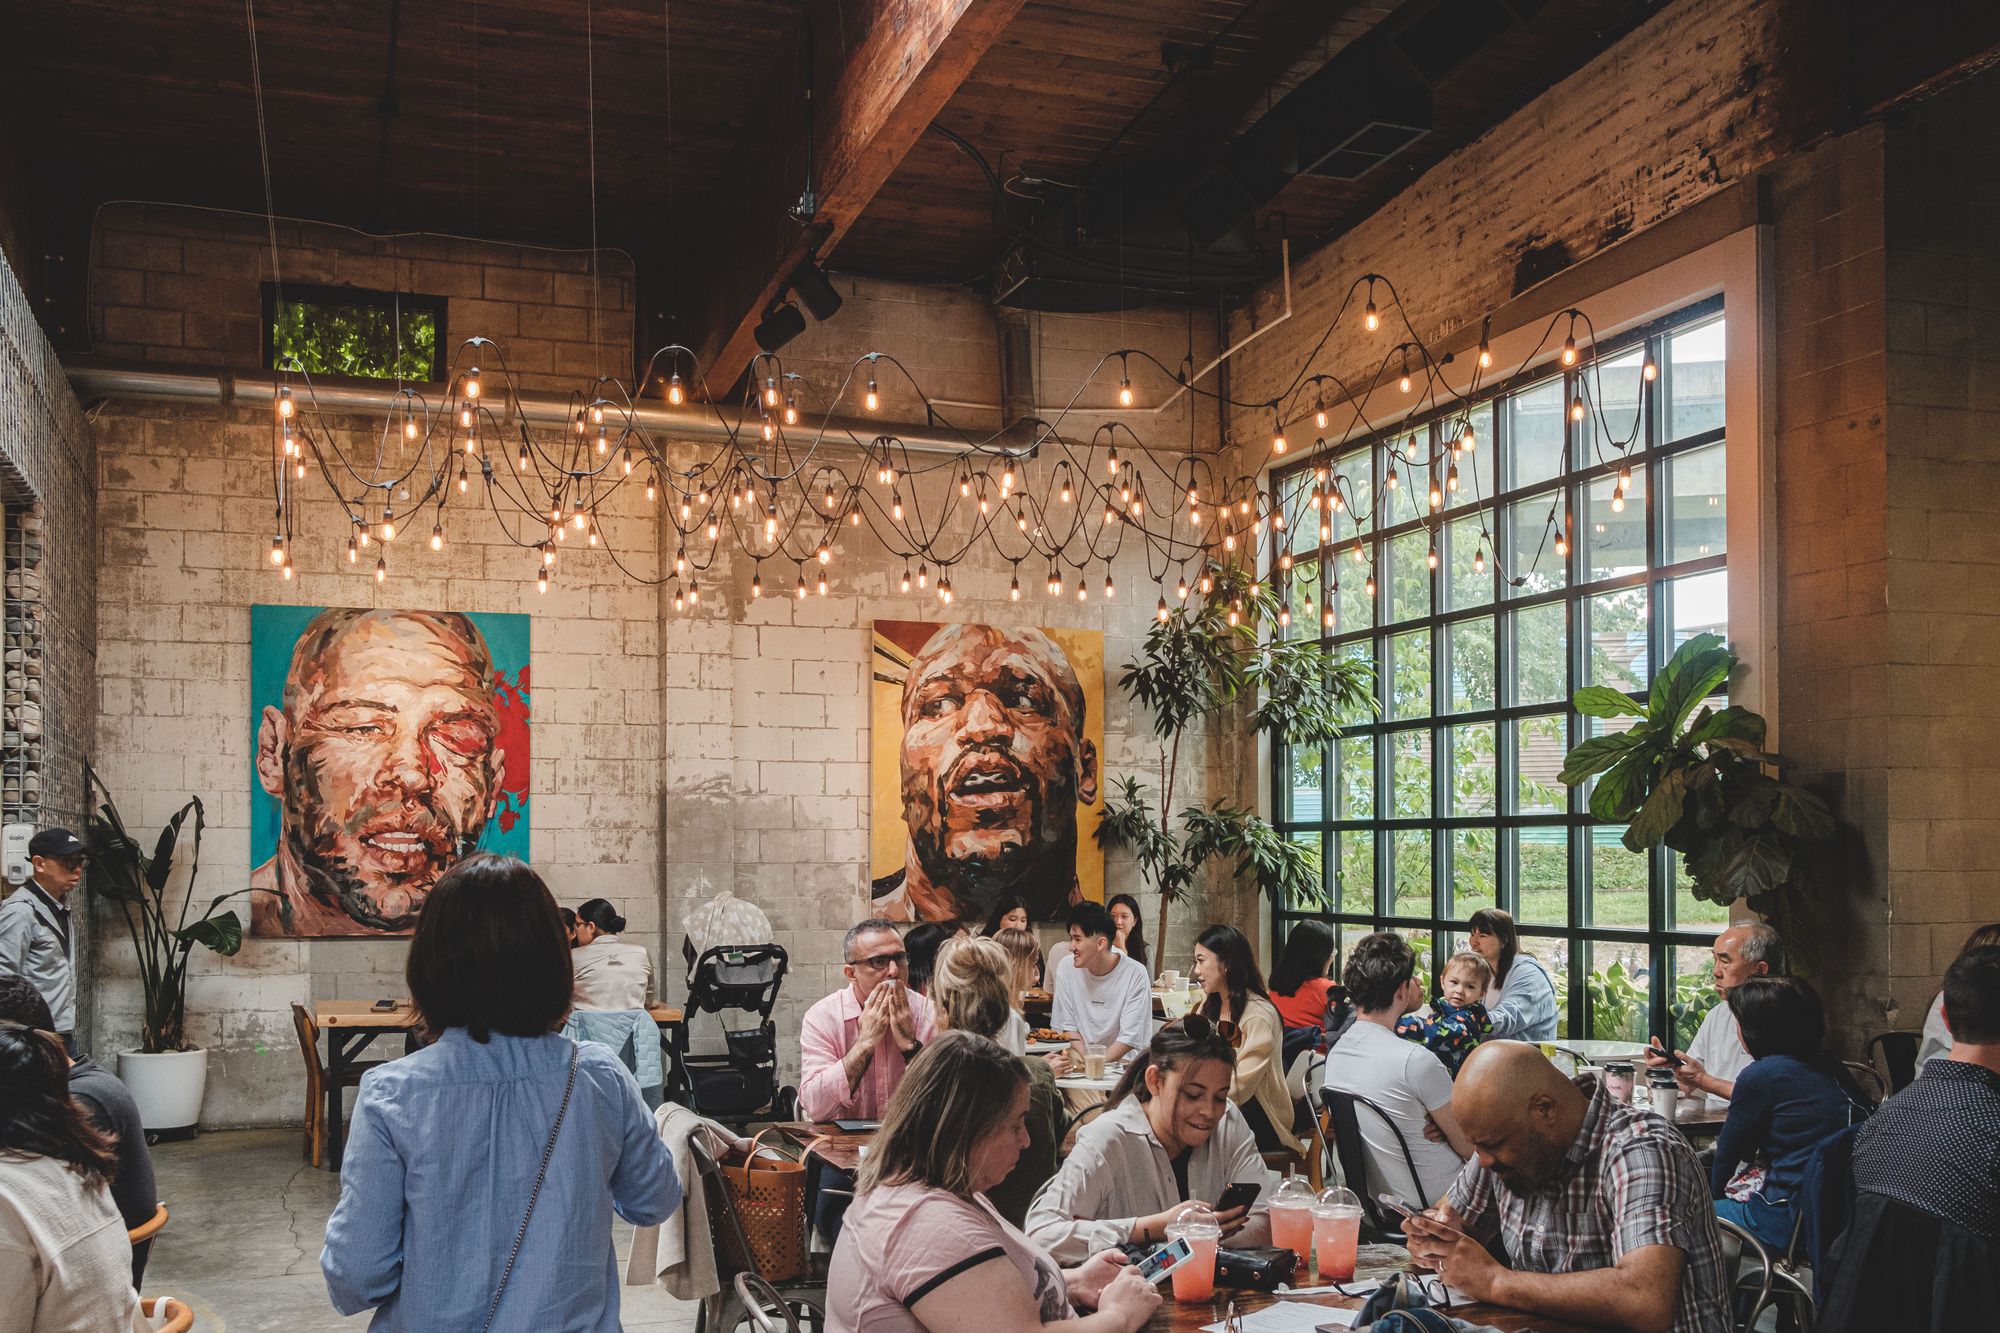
[1165,1202,1222,1241]
[1312,1185,1361,1215]
[1272,1174,1318,1208]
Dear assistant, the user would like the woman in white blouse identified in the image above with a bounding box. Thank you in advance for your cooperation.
[1024,1017,1276,1264]
[571,899,656,1011]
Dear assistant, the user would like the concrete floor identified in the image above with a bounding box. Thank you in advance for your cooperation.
[142,1128,704,1331]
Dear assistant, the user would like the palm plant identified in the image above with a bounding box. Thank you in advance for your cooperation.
[1557,632,1837,959]
[1095,563,1375,970]
[84,762,292,1052]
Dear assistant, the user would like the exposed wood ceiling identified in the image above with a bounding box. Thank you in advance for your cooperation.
[5,0,1667,370]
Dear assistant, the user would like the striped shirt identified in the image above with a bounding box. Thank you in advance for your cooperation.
[1447,1072,1729,1333]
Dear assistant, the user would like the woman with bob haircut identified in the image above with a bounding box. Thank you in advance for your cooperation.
[1025,1017,1277,1264]
[322,854,680,1332]
[828,1030,1160,1333]
[1709,976,1870,1249]
[0,1018,146,1330]
[1466,906,1558,1041]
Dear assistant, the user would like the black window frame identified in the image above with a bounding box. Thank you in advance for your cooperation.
[1268,295,1730,1044]
[261,282,449,382]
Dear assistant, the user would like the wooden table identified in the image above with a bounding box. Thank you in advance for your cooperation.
[311,1000,685,1171]
[1139,1251,1594,1333]
[1023,989,1173,1021]
[772,1119,875,1174]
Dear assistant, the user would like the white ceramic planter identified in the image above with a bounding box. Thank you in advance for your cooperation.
[118,1048,208,1131]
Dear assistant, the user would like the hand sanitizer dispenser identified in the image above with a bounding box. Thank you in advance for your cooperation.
[3,823,33,886]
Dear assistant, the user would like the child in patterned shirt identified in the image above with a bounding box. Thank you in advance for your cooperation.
[1396,950,1494,1075]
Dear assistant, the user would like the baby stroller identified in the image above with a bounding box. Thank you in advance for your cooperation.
[669,940,793,1128]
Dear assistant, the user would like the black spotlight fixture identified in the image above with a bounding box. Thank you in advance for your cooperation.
[753,301,807,353]
[789,260,844,321]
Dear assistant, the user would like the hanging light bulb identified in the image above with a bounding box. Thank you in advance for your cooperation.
[864,375,879,412]
[763,377,779,408]
[978,494,990,517]
[596,429,608,454]
[1002,461,1016,492]
[959,472,972,498]
[1426,540,1440,570]
[1477,315,1494,370]
[1157,597,1170,623]
[280,555,294,580]
[590,402,604,426]
[900,567,913,594]
[1363,280,1380,332]
[796,575,809,601]
[817,570,829,597]
[1199,573,1213,594]
[1429,478,1443,510]
[464,367,482,400]
[1446,463,1460,493]
[1562,325,1578,366]
[269,535,286,566]
[1570,394,1585,423]
[346,534,358,564]
[1118,354,1135,407]
[784,392,799,426]
[1364,572,1377,598]
[878,462,896,487]
[358,524,371,548]
[1315,400,1328,430]
[666,373,685,405]
[538,567,550,594]
[1279,552,1293,572]
[823,484,836,511]
[1059,475,1073,504]
[1618,462,1633,489]
[1010,571,1021,601]
[623,447,635,475]
[1272,410,1287,455]
[646,473,658,503]
[688,579,700,605]
[1642,354,1659,383]
[430,523,444,552]
[1176,574,1189,600]
[1387,469,1399,492]
[892,492,905,521]
[374,555,387,583]
[1323,607,1336,629]
[1103,572,1115,599]
[1399,350,1413,394]
[1555,518,1571,558]
[917,564,929,589]
[1107,447,1119,476]
[1473,547,1487,574]
[544,543,558,567]
[381,506,396,543]
[1611,491,1626,514]
[1076,581,1087,603]
[939,576,953,605]
[460,403,474,429]
[673,587,686,613]
[456,466,469,494]
[276,385,294,419]
[1049,568,1063,597]
[1461,421,1476,452]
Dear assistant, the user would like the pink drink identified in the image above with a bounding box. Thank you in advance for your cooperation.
[1169,1235,1219,1301]
[1269,1203,1314,1256]
[1312,1206,1362,1282]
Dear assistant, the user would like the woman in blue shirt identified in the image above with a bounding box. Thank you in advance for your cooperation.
[1466,908,1558,1042]
[1710,976,1869,1250]
[322,854,680,1332]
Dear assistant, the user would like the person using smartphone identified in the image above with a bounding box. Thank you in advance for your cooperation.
[1643,923,1785,1103]
[1024,1018,1277,1264]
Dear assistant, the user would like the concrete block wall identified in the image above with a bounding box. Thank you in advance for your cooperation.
[0,227,99,1034]
[88,203,635,394]
[91,400,661,1126]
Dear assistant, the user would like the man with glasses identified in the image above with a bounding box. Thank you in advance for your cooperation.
[799,918,936,1240]
[0,827,89,1055]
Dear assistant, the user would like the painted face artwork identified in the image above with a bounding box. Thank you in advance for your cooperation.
[256,610,507,934]
[895,625,1099,923]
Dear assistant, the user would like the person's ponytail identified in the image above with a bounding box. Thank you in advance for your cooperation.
[1110,1016,1237,1106]
[577,898,627,935]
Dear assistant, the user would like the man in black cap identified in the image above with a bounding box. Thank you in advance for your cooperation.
[0,826,88,1053]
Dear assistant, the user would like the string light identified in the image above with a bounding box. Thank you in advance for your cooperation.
[374,555,387,583]
[900,567,913,594]
[865,375,879,412]
[1642,354,1659,383]
[269,535,285,565]
[1399,350,1413,394]
[1118,354,1134,408]
[784,392,799,426]
[1157,597,1170,622]
[667,373,684,405]
[1473,547,1486,575]
[1010,571,1021,601]
[1570,394,1585,423]
[1477,315,1494,370]
[1562,319,1579,367]
[1363,279,1380,333]
[1271,410,1287,455]
[430,523,444,551]
[276,386,294,419]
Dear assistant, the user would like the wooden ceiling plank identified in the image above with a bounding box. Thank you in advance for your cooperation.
[692,0,1030,390]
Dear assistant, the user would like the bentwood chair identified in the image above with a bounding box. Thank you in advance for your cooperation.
[1864,1031,1920,1093]
[128,1201,168,1243]
[736,1273,809,1333]
[1840,1060,1888,1110]
[1716,1217,1776,1333]
[289,1003,384,1168]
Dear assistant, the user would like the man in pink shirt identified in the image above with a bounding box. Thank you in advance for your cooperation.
[799,917,936,1239]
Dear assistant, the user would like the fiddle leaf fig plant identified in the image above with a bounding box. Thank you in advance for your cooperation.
[85,761,293,1052]
[1558,633,1838,952]
[1096,563,1375,970]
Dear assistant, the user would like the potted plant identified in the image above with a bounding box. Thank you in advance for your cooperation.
[1556,632,1838,967]
[85,762,291,1133]
[1096,563,1374,967]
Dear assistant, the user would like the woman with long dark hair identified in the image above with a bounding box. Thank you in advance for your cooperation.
[0,1018,144,1329]
[570,898,655,1011]
[1107,894,1149,969]
[983,896,1032,938]
[1192,924,1296,1153]
[905,922,954,996]
[1268,921,1349,1060]
[323,854,679,1330]
[1025,1017,1276,1262]
[1466,906,1557,1041]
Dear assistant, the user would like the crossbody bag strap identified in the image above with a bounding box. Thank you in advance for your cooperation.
[481,1041,580,1333]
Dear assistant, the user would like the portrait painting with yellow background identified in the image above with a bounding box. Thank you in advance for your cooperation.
[870,620,1105,924]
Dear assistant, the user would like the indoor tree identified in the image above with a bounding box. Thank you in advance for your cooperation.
[1556,632,1838,966]
[1096,562,1375,970]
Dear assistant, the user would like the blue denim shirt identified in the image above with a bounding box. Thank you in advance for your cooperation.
[321,1029,680,1331]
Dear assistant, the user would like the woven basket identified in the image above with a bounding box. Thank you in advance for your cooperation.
[722,1130,810,1282]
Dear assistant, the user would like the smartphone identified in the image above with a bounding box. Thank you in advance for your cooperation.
[1377,1194,1474,1244]
[1132,1236,1194,1284]
[1649,1037,1686,1068]
[372,998,398,1012]
[1216,1181,1262,1214]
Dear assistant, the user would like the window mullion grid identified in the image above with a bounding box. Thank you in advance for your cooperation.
[1563,361,1588,1039]
[1643,331,1671,1041]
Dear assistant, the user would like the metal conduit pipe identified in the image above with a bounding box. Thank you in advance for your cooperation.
[60,361,999,457]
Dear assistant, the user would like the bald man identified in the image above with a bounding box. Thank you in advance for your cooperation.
[1403,1042,1728,1333]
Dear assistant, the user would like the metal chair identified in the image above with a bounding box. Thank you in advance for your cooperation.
[1864,1031,1920,1093]
[735,1273,808,1333]
[1542,1043,1592,1075]
[1716,1216,1776,1333]
[1840,1059,1888,1110]
[1318,1086,1428,1241]
[689,1137,826,1333]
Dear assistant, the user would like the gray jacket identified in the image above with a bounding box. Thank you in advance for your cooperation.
[0,882,75,1031]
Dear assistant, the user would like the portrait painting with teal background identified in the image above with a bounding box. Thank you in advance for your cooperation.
[249,604,530,938]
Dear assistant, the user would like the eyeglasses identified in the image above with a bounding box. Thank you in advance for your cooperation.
[852,951,908,972]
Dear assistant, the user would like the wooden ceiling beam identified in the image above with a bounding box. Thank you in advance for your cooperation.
[690,0,1028,394]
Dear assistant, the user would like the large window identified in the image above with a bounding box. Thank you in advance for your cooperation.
[1271,299,1728,1045]
[264,282,444,381]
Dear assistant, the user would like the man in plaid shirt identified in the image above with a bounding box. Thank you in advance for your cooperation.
[1403,1042,1728,1333]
